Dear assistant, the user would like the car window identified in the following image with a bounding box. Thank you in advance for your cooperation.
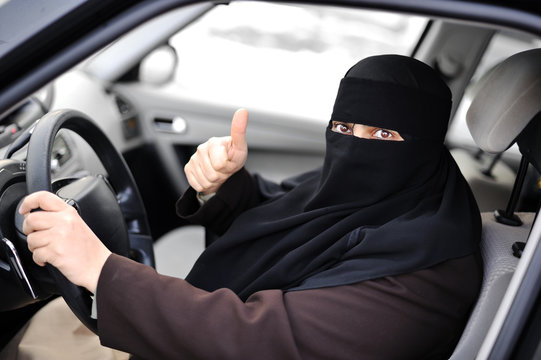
[0,0,86,59]
[447,30,541,151]
[168,2,428,121]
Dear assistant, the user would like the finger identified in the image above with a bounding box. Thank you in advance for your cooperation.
[185,163,205,193]
[229,109,248,158]
[22,209,76,235]
[185,145,210,189]
[19,191,66,215]
[192,159,215,190]
[31,247,48,267]
[26,232,50,252]
[208,143,228,172]
[185,157,217,193]
[201,137,227,172]
[193,138,230,179]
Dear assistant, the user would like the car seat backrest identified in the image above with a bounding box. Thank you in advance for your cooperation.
[450,48,541,359]
[449,212,533,359]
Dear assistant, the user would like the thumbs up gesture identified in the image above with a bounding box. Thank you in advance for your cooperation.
[184,109,249,195]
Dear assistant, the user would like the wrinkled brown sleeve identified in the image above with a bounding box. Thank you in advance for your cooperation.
[97,254,481,360]
[97,254,301,360]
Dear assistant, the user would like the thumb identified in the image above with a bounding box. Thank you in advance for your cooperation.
[228,109,248,159]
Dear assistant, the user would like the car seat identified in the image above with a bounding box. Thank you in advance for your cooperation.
[449,48,541,359]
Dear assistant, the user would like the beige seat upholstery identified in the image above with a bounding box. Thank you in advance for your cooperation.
[449,213,533,359]
[154,225,205,279]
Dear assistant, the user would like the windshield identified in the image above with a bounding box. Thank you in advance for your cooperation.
[170,2,428,119]
[0,0,86,59]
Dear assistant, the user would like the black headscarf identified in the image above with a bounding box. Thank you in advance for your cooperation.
[186,55,481,300]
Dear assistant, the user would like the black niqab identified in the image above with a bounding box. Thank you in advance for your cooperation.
[185,55,480,300]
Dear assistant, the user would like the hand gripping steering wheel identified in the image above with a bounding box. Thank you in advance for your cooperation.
[24,109,154,334]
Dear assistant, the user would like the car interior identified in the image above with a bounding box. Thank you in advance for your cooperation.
[449,48,541,359]
[1,1,541,358]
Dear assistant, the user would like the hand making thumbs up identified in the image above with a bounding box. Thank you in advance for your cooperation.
[184,109,249,195]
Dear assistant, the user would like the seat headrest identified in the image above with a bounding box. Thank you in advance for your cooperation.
[466,49,541,154]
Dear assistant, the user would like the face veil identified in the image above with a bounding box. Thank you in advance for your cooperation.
[309,55,454,207]
[185,55,481,300]
[306,128,444,210]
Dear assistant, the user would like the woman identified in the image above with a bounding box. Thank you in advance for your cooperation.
[18,55,482,359]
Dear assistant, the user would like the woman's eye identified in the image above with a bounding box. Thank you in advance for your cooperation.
[373,129,393,139]
[332,122,353,135]
[338,124,351,133]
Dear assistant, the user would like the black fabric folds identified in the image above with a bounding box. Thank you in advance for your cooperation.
[184,55,481,301]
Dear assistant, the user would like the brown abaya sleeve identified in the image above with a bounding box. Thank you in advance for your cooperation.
[96,254,481,360]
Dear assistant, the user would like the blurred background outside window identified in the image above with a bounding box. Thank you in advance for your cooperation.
[169,2,427,121]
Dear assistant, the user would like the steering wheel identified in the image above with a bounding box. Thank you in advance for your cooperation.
[23,109,154,333]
